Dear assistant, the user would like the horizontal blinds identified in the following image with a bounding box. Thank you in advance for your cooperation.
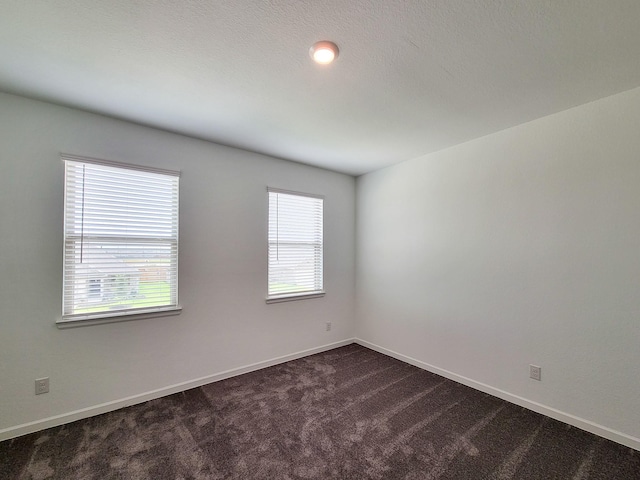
[268,189,323,297]
[63,159,179,318]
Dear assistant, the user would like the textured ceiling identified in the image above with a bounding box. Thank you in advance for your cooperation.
[2,1,640,176]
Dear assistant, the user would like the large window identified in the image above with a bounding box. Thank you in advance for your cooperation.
[267,188,324,302]
[60,155,180,325]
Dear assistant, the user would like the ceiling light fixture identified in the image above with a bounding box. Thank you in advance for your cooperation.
[310,41,339,65]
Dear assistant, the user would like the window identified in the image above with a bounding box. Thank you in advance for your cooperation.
[60,155,180,325]
[267,188,324,302]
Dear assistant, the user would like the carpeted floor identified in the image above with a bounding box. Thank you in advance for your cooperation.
[1,344,638,479]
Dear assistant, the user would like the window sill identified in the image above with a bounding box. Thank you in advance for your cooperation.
[266,292,325,304]
[56,306,182,329]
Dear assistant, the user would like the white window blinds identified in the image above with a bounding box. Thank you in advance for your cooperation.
[268,188,324,300]
[62,156,179,323]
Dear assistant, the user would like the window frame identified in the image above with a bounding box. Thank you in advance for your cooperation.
[58,154,181,328]
[266,187,325,304]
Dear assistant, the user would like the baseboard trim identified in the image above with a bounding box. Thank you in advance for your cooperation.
[355,338,640,451]
[0,338,355,442]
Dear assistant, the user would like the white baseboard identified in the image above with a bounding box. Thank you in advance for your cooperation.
[5,337,638,451]
[355,338,640,451]
[0,338,355,442]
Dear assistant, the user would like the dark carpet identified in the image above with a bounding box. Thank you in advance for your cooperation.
[1,344,638,479]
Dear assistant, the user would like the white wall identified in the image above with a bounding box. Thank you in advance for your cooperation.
[0,92,355,437]
[356,87,640,447]
[3,85,640,449]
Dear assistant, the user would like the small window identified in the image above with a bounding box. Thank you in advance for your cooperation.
[60,155,180,325]
[267,188,324,302]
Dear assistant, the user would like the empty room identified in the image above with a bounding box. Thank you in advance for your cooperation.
[1,1,639,479]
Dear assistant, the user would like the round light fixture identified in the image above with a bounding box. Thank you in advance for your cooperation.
[310,41,339,64]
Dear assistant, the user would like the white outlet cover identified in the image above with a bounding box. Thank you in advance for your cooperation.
[35,377,50,395]
[529,365,541,381]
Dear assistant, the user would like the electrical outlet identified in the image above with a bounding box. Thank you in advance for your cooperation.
[529,365,541,381]
[326,321,332,331]
[35,377,50,395]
